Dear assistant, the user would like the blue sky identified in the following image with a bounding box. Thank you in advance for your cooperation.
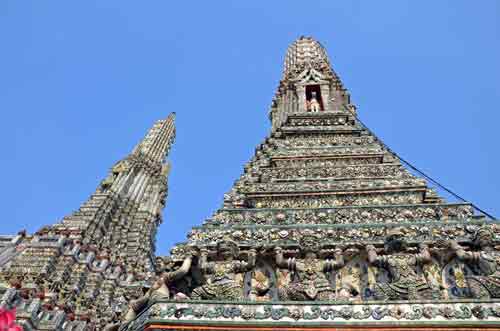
[1,1,499,255]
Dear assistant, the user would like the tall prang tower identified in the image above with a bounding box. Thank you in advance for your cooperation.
[2,37,500,331]
[0,114,176,330]
[116,37,499,331]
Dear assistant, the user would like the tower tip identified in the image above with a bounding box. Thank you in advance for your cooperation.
[166,112,176,123]
[283,36,332,81]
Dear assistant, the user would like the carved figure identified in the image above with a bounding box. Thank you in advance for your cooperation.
[366,228,440,301]
[307,91,321,112]
[104,252,193,331]
[275,233,343,301]
[191,240,256,300]
[447,227,500,298]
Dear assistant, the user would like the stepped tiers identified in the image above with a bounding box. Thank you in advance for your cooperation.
[0,37,498,331]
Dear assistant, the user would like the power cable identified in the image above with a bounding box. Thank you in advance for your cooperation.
[352,112,496,220]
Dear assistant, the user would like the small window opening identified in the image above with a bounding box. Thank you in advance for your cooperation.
[305,84,324,112]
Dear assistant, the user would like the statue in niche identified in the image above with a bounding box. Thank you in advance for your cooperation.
[307,91,321,112]
[104,252,194,331]
[445,226,500,298]
[366,228,441,301]
[191,240,256,300]
[275,232,344,301]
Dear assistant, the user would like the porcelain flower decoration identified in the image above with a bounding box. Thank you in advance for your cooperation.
[0,308,22,331]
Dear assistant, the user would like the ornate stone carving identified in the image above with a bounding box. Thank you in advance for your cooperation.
[446,227,500,299]
[191,241,256,300]
[287,117,354,127]
[104,252,193,331]
[366,228,441,301]
[209,204,474,226]
[186,221,492,248]
[150,301,500,324]
[269,133,372,149]
[272,156,383,168]
[241,178,425,194]
[247,261,276,301]
[270,146,383,158]
[274,231,343,301]
[261,164,410,181]
[248,191,424,209]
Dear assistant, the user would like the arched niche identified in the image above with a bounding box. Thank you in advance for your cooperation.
[337,256,369,300]
[244,258,277,301]
[441,257,474,298]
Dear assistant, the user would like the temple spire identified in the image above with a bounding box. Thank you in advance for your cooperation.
[0,113,177,329]
[95,112,176,270]
[269,36,354,129]
[132,112,176,163]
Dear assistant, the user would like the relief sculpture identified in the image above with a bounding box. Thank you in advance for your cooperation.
[446,227,500,299]
[104,252,193,331]
[191,240,256,300]
[366,228,441,301]
[274,232,344,301]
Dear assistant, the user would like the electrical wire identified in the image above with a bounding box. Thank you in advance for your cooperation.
[352,112,497,220]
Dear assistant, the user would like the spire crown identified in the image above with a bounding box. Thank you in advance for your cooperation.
[282,36,333,81]
[270,37,349,129]
[133,113,176,163]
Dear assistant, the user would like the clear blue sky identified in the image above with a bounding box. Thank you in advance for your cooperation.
[1,1,499,255]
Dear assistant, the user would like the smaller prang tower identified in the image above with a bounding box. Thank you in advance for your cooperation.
[0,113,176,330]
[118,37,499,331]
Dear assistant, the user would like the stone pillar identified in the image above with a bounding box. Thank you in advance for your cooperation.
[297,85,306,113]
[320,83,331,112]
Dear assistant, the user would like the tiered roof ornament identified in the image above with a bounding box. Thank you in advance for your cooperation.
[1,37,499,331]
[270,36,353,131]
[282,36,334,80]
